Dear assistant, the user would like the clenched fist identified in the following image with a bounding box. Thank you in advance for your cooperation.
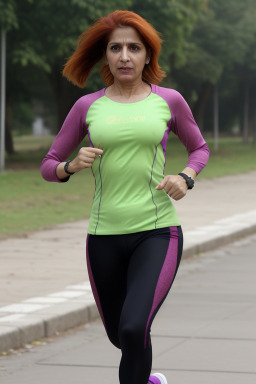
[68,147,103,173]
[56,147,103,180]
[155,175,187,201]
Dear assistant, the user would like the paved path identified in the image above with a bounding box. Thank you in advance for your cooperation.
[0,235,255,383]
[0,171,256,353]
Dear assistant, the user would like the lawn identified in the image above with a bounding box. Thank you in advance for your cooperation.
[0,134,255,238]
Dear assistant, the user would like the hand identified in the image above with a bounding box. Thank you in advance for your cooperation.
[69,147,103,173]
[155,175,188,201]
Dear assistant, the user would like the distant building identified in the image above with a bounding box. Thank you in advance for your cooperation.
[32,117,50,135]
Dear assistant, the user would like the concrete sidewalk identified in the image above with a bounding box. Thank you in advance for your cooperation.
[0,171,256,354]
[1,233,255,384]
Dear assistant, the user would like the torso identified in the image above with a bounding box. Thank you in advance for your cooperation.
[86,86,180,235]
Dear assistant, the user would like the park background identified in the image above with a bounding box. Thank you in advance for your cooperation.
[0,0,256,239]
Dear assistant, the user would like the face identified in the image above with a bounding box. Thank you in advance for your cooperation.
[105,26,150,83]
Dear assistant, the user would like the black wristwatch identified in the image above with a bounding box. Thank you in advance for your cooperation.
[64,160,75,175]
[178,173,194,189]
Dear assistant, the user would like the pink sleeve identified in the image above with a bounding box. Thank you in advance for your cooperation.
[41,88,105,182]
[168,90,210,174]
[40,97,88,182]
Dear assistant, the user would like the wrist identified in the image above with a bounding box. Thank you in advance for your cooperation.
[64,160,75,175]
[178,172,194,189]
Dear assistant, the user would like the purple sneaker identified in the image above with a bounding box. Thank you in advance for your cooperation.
[148,372,168,384]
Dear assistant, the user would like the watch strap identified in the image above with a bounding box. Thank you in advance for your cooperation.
[64,160,74,175]
[178,172,194,189]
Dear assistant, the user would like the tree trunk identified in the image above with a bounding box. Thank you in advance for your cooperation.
[192,81,214,130]
[243,82,249,144]
[253,90,256,145]
[48,64,83,132]
[5,101,15,154]
[213,85,219,152]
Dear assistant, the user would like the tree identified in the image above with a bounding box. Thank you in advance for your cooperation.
[7,0,133,132]
[7,0,204,136]
[0,0,19,154]
[131,0,206,86]
[172,0,256,133]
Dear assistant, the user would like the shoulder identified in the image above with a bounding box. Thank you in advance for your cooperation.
[73,88,105,111]
[153,84,186,105]
[153,84,191,116]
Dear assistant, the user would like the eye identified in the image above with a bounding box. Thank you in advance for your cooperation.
[130,45,140,51]
[110,45,120,51]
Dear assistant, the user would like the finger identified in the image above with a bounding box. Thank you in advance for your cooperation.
[83,151,96,159]
[87,147,103,156]
[83,156,95,164]
[82,162,95,168]
[77,154,94,164]
[155,177,167,190]
[166,184,176,195]
[167,181,187,196]
[171,190,186,200]
[78,148,96,160]
[172,192,185,201]
[159,177,176,192]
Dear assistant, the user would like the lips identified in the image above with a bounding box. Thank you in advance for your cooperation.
[118,67,133,73]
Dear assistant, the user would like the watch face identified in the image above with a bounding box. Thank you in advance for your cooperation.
[187,177,194,188]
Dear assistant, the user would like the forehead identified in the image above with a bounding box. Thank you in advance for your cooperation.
[107,26,144,44]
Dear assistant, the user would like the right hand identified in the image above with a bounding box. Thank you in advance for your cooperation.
[69,147,103,173]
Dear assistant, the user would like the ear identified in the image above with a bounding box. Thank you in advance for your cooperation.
[146,48,151,64]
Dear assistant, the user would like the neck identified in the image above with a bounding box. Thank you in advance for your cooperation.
[108,79,150,99]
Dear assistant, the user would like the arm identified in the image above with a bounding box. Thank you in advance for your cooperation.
[40,97,88,183]
[169,90,210,175]
[156,90,210,200]
[56,147,103,180]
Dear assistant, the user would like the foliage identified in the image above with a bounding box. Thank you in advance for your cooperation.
[3,0,256,137]
[175,0,256,85]
[131,0,206,76]
[8,0,132,72]
[11,102,35,135]
[0,0,18,30]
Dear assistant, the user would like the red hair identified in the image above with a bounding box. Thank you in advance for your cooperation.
[62,10,166,87]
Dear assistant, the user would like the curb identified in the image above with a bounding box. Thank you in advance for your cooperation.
[1,210,256,354]
[183,224,256,258]
[0,302,99,353]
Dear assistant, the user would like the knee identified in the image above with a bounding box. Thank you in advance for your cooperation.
[107,330,121,349]
[118,322,146,350]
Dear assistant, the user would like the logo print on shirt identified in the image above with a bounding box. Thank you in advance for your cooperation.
[106,115,146,125]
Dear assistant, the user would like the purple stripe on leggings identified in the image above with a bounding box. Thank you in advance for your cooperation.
[86,234,107,333]
[144,226,179,348]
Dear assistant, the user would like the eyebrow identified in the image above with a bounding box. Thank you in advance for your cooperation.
[108,42,143,45]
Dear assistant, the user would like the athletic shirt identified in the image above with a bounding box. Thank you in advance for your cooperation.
[41,83,210,235]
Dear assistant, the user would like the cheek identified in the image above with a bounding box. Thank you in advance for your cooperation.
[137,56,147,69]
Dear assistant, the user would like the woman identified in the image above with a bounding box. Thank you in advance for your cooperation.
[41,10,209,384]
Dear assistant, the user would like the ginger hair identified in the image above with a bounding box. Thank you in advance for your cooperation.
[62,10,166,87]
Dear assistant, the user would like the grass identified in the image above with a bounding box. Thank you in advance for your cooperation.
[0,134,255,238]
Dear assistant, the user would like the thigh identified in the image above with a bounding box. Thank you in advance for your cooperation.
[86,234,129,346]
[118,226,183,349]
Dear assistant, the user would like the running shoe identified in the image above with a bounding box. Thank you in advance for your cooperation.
[148,372,168,384]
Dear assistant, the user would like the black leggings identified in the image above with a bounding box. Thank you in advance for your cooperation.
[86,226,183,384]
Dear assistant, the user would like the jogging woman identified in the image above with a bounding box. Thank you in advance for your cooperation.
[41,10,209,384]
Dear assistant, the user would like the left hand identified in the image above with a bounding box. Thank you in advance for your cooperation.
[155,175,188,201]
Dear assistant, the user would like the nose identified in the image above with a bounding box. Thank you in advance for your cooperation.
[120,47,130,62]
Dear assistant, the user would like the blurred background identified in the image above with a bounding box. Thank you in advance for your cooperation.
[0,0,256,239]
